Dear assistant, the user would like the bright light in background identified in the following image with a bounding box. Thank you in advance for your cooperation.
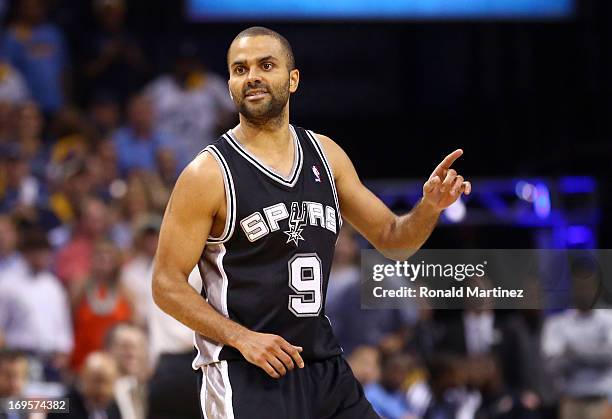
[515,181,536,202]
[566,225,593,245]
[534,182,551,219]
[188,0,574,20]
[444,198,466,223]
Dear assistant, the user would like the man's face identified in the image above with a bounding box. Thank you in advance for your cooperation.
[0,358,28,398]
[0,218,17,256]
[109,327,147,377]
[81,364,117,409]
[127,95,153,131]
[24,248,51,272]
[227,35,299,124]
[81,200,108,238]
[91,243,119,280]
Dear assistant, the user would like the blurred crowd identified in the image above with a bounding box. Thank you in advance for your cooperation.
[0,0,233,418]
[330,227,612,419]
[0,1,611,419]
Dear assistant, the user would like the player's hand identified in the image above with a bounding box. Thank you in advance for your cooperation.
[422,149,471,211]
[235,331,305,378]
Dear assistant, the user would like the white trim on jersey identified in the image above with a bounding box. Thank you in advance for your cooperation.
[203,146,237,244]
[199,361,235,419]
[224,125,303,188]
[221,361,235,419]
[199,366,208,419]
[305,130,343,228]
[193,244,229,368]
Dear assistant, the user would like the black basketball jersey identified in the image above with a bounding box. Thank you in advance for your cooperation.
[192,125,344,368]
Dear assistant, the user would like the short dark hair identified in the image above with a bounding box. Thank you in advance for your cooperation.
[19,227,50,253]
[229,26,295,70]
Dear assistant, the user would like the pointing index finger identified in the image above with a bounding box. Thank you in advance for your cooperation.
[439,149,463,170]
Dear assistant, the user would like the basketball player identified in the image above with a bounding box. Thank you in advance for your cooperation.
[152,26,471,419]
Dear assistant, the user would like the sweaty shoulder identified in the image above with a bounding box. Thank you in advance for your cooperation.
[311,133,354,183]
[172,151,225,217]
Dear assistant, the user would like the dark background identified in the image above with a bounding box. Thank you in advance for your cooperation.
[99,0,610,173]
[27,0,611,246]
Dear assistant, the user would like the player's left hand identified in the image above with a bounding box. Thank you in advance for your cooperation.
[422,149,471,211]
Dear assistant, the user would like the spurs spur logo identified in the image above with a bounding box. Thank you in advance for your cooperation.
[284,202,308,245]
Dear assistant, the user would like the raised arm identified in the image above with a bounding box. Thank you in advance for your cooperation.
[317,134,471,260]
[152,152,303,378]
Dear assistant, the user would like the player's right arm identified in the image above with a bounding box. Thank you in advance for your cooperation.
[152,152,303,378]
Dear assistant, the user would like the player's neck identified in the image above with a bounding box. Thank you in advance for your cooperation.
[235,112,291,151]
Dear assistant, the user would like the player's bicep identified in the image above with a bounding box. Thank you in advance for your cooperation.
[317,135,396,249]
[154,153,224,281]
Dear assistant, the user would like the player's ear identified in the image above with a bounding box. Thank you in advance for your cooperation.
[289,69,300,93]
[228,81,234,101]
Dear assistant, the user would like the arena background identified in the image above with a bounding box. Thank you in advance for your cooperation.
[0,0,611,418]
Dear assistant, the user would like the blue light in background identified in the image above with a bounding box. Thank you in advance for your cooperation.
[566,225,593,245]
[188,0,574,20]
[534,183,551,219]
[559,176,596,194]
[515,180,536,202]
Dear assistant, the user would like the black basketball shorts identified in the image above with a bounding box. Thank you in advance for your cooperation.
[197,355,381,419]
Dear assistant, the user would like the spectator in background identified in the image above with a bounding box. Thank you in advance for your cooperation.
[47,158,94,229]
[494,309,557,419]
[429,278,499,357]
[0,349,28,402]
[2,0,70,114]
[70,240,131,371]
[0,57,29,105]
[326,225,360,304]
[423,353,480,419]
[112,93,172,177]
[0,102,17,144]
[56,196,109,286]
[49,108,95,168]
[430,308,498,356]
[0,143,45,218]
[15,101,48,180]
[0,215,26,281]
[145,40,235,168]
[542,260,612,419]
[119,214,161,327]
[87,90,121,139]
[120,172,169,221]
[49,351,122,419]
[0,228,72,381]
[470,355,541,419]
[87,138,120,203]
[105,324,149,419]
[156,147,179,187]
[83,0,148,102]
[109,172,168,251]
[347,345,381,387]
[364,353,419,419]
[147,267,201,419]
[0,101,47,205]
[326,226,415,355]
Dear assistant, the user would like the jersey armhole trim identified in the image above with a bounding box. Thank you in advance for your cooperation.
[305,130,343,228]
[202,145,236,244]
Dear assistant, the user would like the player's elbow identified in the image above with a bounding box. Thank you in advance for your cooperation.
[379,248,416,261]
[151,266,171,310]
